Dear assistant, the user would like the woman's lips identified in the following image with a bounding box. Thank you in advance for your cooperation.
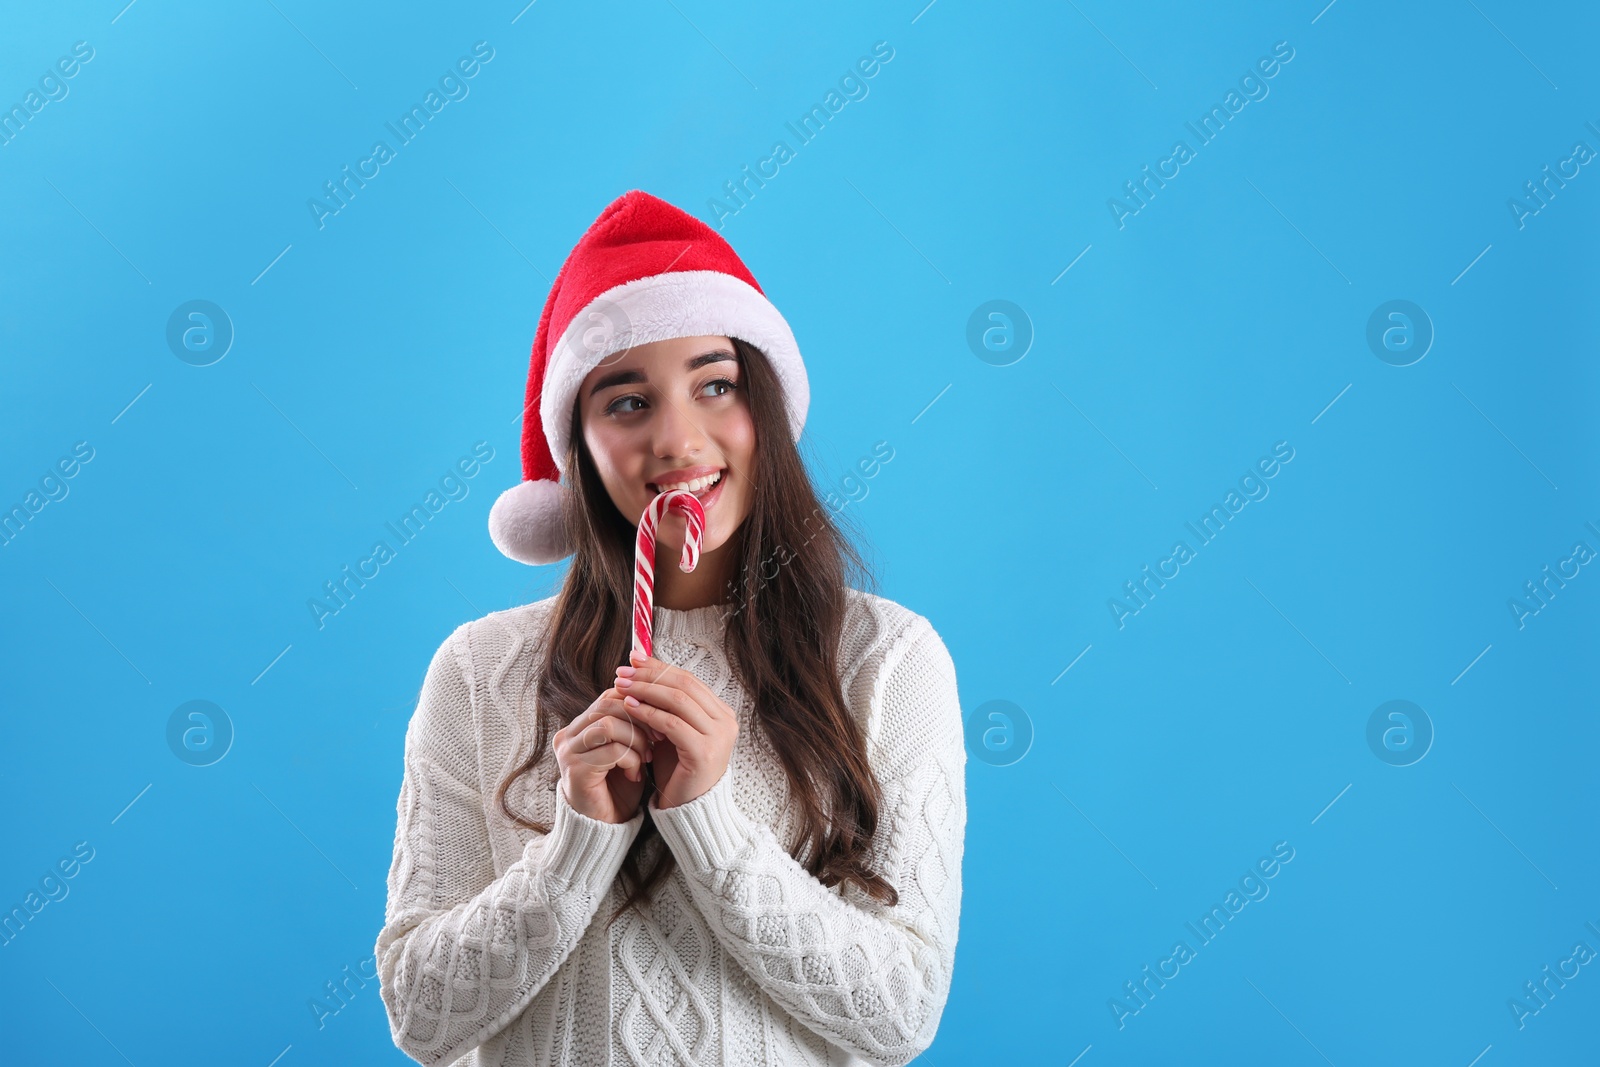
[697,472,725,509]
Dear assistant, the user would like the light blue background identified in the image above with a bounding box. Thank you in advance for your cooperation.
[2,1,1597,1064]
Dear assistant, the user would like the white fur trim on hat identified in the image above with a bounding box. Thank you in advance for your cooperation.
[539,269,808,476]
[488,478,572,566]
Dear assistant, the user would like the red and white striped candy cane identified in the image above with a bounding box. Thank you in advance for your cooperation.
[632,488,708,658]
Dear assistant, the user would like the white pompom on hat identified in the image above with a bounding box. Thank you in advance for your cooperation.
[488,190,809,565]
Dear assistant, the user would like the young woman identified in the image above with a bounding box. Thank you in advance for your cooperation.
[374,190,966,1067]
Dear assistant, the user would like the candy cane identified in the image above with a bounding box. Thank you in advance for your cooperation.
[632,488,707,657]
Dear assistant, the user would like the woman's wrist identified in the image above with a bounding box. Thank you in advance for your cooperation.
[649,766,753,871]
[541,779,644,888]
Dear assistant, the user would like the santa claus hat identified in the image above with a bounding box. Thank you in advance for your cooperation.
[488,190,809,565]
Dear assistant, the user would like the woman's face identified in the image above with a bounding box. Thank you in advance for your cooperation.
[578,334,755,554]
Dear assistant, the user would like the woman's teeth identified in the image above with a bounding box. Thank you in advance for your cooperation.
[655,470,722,494]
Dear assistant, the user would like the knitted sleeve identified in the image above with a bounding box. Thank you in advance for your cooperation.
[648,614,967,1067]
[375,625,645,1066]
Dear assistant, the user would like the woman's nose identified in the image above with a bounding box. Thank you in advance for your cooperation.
[651,395,706,457]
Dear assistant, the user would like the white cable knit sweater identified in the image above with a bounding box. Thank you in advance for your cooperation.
[374,586,967,1067]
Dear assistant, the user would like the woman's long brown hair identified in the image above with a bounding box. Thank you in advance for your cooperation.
[492,337,898,925]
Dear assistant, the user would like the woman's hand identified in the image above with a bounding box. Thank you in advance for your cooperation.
[552,688,655,824]
[614,649,738,810]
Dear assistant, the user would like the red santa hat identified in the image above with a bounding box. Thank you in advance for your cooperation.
[488,190,809,565]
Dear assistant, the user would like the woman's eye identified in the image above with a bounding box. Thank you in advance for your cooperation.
[605,378,735,416]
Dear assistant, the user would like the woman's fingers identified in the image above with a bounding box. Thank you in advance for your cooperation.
[578,740,643,768]
[578,740,645,780]
[612,702,662,743]
[621,656,731,729]
[580,692,654,750]
[622,700,695,748]
[615,678,714,734]
[566,733,646,776]
[630,654,721,706]
[661,662,722,713]
[563,708,631,761]
[562,697,653,767]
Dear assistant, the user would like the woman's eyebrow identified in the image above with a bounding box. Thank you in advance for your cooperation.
[586,349,738,397]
